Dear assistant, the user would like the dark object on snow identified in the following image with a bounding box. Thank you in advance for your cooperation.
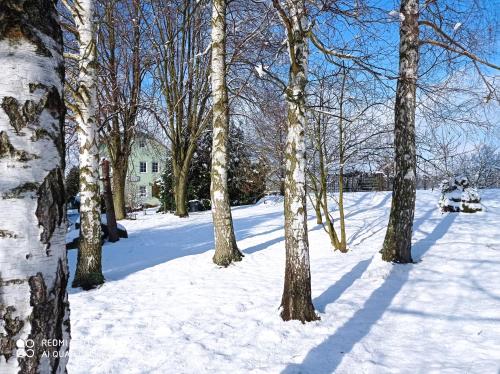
[68,219,128,250]
[439,176,482,213]
[188,199,206,212]
[101,223,128,239]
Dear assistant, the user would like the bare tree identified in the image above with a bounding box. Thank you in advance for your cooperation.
[98,0,146,220]
[382,0,500,263]
[251,89,287,194]
[145,0,211,217]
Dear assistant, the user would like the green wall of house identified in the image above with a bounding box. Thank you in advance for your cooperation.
[101,133,168,207]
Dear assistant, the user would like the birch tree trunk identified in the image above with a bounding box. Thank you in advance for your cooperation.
[274,0,318,322]
[72,0,104,289]
[211,0,243,267]
[0,1,70,372]
[381,0,419,263]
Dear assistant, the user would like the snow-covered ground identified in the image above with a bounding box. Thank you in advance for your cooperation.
[67,190,500,373]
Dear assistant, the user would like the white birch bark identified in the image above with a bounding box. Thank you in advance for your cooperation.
[381,0,419,263]
[72,0,104,288]
[0,1,70,372]
[211,0,243,266]
[274,0,318,322]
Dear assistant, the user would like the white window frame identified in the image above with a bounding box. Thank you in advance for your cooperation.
[139,161,147,173]
[139,140,146,148]
[152,161,159,173]
[139,186,147,198]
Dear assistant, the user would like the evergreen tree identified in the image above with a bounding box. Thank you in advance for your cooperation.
[439,176,482,213]
[188,131,212,201]
[187,126,267,206]
[65,166,80,203]
[228,126,268,204]
[157,156,175,213]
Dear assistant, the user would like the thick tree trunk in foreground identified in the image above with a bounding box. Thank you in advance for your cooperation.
[0,1,70,372]
[274,0,318,322]
[73,0,104,289]
[101,159,119,242]
[381,0,419,263]
[211,0,243,267]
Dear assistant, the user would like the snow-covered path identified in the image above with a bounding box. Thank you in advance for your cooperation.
[67,190,500,373]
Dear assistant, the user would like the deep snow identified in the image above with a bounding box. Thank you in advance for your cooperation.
[67,190,500,373]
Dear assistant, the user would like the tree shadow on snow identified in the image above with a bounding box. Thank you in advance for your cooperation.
[67,209,285,293]
[308,192,391,236]
[282,212,458,374]
[243,235,285,254]
[313,259,372,313]
[344,192,392,221]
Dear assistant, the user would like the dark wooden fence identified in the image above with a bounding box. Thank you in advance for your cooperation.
[327,172,392,192]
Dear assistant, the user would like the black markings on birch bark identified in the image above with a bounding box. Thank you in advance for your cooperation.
[0,305,24,361]
[0,1,70,371]
[72,0,104,289]
[0,131,39,161]
[36,168,65,245]
[19,260,70,374]
[0,229,18,238]
[381,0,419,264]
[211,0,243,267]
[274,0,318,323]
[2,182,39,199]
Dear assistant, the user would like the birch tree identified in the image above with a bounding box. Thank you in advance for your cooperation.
[211,0,243,266]
[146,0,211,218]
[66,0,104,288]
[381,0,419,263]
[0,1,70,371]
[381,0,500,263]
[273,0,318,323]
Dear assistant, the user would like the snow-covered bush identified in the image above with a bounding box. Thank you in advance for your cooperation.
[439,176,482,213]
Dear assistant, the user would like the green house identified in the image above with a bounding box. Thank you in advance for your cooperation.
[102,132,168,208]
